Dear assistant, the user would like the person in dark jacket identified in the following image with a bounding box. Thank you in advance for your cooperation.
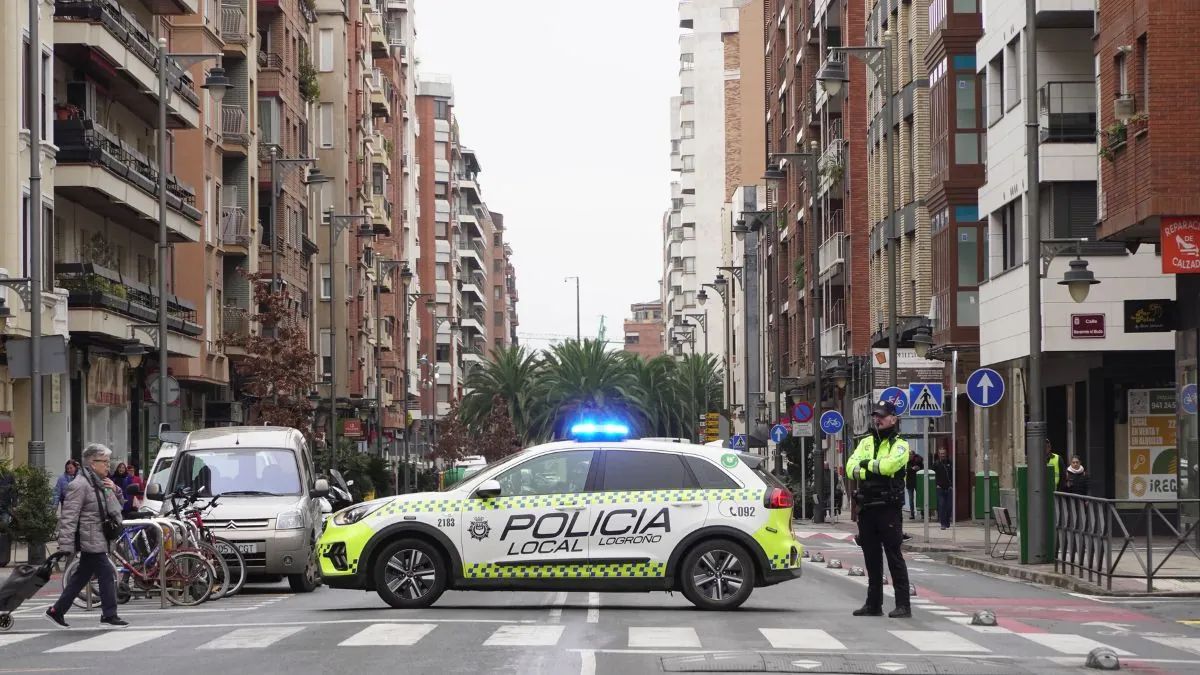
[1064,456,1089,495]
[905,449,924,520]
[932,446,953,529]
[46,443,128,629]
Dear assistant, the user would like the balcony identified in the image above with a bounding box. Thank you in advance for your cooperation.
[818,137,847,197]
[220,2,248,51]
[455,172,480,199]
[374,271,393,294]
[220,105,249,154]
[461,306,486,335]
[371,194,393,234]
[55,117,203,243]
[371,132,391,168]
[221,305,251,356]
[820,323,846,356]
[1038,81,1096,144]
[818,233,848,283]
[462,344,485,364]
[460,274,485,300]
[458,238,485,268]
[679,0,694,28]
[54,0,202,129]
[377,327,394,352]
[220,206,250,249]
[56,263,203,357]
[370,69,394,119]
[367,11,388,57]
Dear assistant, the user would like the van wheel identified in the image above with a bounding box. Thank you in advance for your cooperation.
[374,539,446,609]
[679,539,754,611]
[288,545,321,593]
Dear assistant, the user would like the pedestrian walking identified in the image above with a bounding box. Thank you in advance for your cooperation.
[1064,456,1089,495]
[45,443,128,629]
[904,448,923,520]
[845,400,911,618]
[932,445,953,530]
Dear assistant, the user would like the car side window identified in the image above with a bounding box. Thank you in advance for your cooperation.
[685,456,741,489]
[494,450,594,497]
[601,450,695,491]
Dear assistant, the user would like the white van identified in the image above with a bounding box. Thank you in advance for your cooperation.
[147,426,329,593]
[143,430,189,514]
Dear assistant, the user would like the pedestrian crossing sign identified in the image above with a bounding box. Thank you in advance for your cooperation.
[906,383,943,418]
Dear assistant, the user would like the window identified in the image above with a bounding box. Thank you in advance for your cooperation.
[956,74,977,128]
[684,257,696,273]
[680,53,694,70]
[958,227,980,286]
[681,155,695,172]
[1138,35,1148,110]
[494,285,503,299]
[680,121,695,138]
[205,286,214,342]
[494,311,504,326]
[435,141,447,158]
[493,259,504,274]
[1005,37,1021,110]
[685,456,740,489]
[986,55,1003,125]
[1115,52,1128,96]
[435,221,447,237]
[40,51,50,141]
[320,329,332,378]
[434,99,449,120]
[999,199,1021,272]
[682,290,695,307]
[19,194,29,277]
[319,264,332,299]
[318,29,334,71]
[954,0,978,10]
[680,87,695,103]
[435,263,448,280]
[495,450,594,497]
[258,97,281,144]
[21,38,29,130]
[601,450,692,491]
[319,103,334,147]
[177,448,303,496]
[205,177,215,244]
[435,182,447,198]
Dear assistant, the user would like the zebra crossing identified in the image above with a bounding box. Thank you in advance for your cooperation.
[2,620,1199,660]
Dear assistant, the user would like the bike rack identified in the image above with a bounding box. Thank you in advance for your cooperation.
[117,517,189,609]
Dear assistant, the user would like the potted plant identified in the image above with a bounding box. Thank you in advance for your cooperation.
[1098,120,1128,161]
[822,160,845,185]
[9,464,57,564]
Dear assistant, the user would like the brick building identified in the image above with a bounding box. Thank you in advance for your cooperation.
[624,301,666,360]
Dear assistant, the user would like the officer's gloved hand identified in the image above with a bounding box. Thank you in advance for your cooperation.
[859,459,870,470]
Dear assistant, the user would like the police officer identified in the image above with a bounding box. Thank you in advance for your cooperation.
[845,400,911,618]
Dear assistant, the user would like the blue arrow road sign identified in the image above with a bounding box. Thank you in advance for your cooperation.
[880,386,909,416]
[770,424,789,443]
[730,434,747,450]
[1183,384,1198,415]
[907,382,944,418]
[819,410,845,435]
[966,368,1005,408]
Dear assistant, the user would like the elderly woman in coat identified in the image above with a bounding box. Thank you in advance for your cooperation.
[45,443,128,629]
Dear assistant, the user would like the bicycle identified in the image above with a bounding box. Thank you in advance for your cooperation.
[165,490,247,599]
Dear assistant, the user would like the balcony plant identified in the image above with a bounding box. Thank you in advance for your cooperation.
[298,45,320,103]
[794,259,805,287]
[1098,113,1146,161]
[821,159,845,185]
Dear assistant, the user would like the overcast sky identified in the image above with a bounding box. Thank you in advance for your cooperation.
[414,0,678,351]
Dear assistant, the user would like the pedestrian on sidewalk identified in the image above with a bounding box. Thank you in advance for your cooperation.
[52,460,78,510]
[932,445,953,530]
[1064,456,1089,495]
[845,400,911,619]
[45,443,128,629]
[905,448,923,520]
[1046,439,1064,492]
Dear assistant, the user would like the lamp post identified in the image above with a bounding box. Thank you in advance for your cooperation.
[732,211,771,439]
[269,148,327,290]
[817,30,898,388]
[564,276,581,341]
[698,282,728,411]
[27,0,45,479]
[374,259,406,459]
[325,207,370,472]
[155,38,230,438]
[401,288,431,493]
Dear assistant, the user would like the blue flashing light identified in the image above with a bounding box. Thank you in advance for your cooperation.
[569,421,631,441]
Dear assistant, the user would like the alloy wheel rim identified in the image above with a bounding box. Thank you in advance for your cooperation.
[384,548,437,600]
[691,549,744,602]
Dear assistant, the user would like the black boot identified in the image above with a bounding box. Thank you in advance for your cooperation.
[853,605,883,617]
[888,606,912,618]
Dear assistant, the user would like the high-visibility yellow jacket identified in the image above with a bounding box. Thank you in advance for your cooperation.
[1047,453,1062,491]
[845,431,910,483]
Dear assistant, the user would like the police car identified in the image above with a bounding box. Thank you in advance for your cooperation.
[317,421,803,611]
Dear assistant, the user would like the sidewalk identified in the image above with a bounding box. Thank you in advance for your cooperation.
[0,542,62,581]
[794,516,1200,597]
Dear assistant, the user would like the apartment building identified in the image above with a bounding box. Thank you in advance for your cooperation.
[976,1,1174,494]
[486,211,519,356]
[624,300,665,360]
[455,143,490,396]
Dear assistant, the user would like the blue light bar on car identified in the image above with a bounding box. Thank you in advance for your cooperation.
[569,421,630,440]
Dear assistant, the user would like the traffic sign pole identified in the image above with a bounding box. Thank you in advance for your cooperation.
[923,418,930,542]
[966,367,1005,553]
[951,349,958,546]
[983,405,991,552]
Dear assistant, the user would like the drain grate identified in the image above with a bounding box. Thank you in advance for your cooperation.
[660,652,1042,674]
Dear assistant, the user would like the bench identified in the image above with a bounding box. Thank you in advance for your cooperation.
[990,506,1018,560]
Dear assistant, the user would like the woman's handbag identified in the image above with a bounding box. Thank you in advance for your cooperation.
[89,481,122,542]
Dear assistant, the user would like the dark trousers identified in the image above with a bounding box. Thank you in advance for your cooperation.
[936,488,952,528]
[905,487,916,517]
[53,552,118,618]
[857,504,910,609]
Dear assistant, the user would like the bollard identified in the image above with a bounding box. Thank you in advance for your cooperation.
[910,585,918,596]
[970,610,997,626]
[1084,647,1121,671]
[848,566,865,577]
[812,552,825,563]
[827,559,842,569]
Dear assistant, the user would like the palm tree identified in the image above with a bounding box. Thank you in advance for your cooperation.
[459,345,543,443]
[675,353,724,441]
[626,354,686,438]
[532,339,644,439]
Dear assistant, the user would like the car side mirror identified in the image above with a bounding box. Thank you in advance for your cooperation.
[346,479,355,487]
[310,478,330,499]
[146,483,163,500]
[474,479,501,499]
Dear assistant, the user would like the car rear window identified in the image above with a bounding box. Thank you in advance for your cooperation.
[684,456,740,489]
[751,465,789,491]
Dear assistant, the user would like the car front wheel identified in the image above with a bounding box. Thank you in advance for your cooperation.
[679,539,754,610]
[373,538,447,609]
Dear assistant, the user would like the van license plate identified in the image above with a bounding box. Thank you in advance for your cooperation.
[216,542,258,555]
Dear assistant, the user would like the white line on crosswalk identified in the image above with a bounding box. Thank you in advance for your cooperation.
[548,591,567,622]
[1018,633,1134,656]
[484,625,565,647]
[891,630,990,653]
[198,626,306,650]
[1145,636,1200,656]
[338,623,437,646]
[629,627,701,648]
[944,616,1013,634]
[46,629,174,653]
[587,592,600,623]
[910,598,932,605]
[759,628,846,650]
[930,610,968,617]
[0,632,45,648]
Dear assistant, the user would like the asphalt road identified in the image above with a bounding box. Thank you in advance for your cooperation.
[2,534,1199,674]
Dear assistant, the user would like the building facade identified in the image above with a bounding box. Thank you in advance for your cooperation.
[623,301,665,359]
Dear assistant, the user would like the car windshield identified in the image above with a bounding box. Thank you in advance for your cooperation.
[146,457,174,497]
[173,448,303,497]
[451,446,539,491]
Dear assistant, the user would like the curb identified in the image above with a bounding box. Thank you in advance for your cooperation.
[945,553,1200,598]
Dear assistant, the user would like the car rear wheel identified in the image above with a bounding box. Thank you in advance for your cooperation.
[288,544,322,593]
[679,539,754,611]
[373,539,447,609]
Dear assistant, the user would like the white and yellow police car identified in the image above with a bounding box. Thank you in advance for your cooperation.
[317,421,803,611]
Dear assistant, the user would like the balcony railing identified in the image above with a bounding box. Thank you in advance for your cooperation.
[55,262,202,336]
[222,305,251,338]
[458,238,486,258]
[221,105,249,146]
[220,3,248,44]
[1039,81,1097,143]
[818,233,848,277]
[820,323,846,355]
[258,51,283,70]
[220,206,249,246]
[55,117,202,222]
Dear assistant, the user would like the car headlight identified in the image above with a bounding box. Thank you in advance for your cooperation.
[275,510,305,530]
[332,501,387,526]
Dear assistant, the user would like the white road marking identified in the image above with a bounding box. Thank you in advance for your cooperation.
[930,610,968,617]
[484,624,565,647]
[628,627,701,648]
[567,648,1019,659]
[198,626,306,650]
[945,616,1013,634]
[338,623,437,646]
[579,648,597,675]
[910,598,933,605]
[45,629,174,653]
[0,633,45,648]
[1145,636,1200,656]
[1018,633,1135,656]
[923,604,949,611]
[890,630,990,653]
[548,591,567,622]
[587,592,600,623]
[759,628,846,650]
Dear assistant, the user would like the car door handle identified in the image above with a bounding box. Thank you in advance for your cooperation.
[555,504,586,512]
[671,502,704,507]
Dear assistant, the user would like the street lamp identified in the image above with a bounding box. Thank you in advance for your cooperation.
[1060,258,1099,303]
[817,30,899,388]
[833,367,849,391]
[325,207,370,472]
[912,327,934,359]
[697,289,708,305]
[732,211,771,438]
[269,152,328,290]
[373,259,407,460]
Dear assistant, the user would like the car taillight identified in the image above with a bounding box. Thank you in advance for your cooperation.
[764,487,794,509]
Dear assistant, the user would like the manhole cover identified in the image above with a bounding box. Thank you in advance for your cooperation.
[660,652,1041,674]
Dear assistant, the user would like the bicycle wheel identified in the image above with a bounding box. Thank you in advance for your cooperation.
[64,555,121,610]
[190,541,231,601]
[161,551,216,607]
[209,537,247,598]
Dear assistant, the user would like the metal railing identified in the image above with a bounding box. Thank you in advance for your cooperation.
[818,232,848,276]
[820,323,846,355]
[221,105,249,146]
[220,206,249,246]
[1054,492,1200,592]
[221,3,248,44]
[258,52,283,70]
[1039,81,1097,143]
